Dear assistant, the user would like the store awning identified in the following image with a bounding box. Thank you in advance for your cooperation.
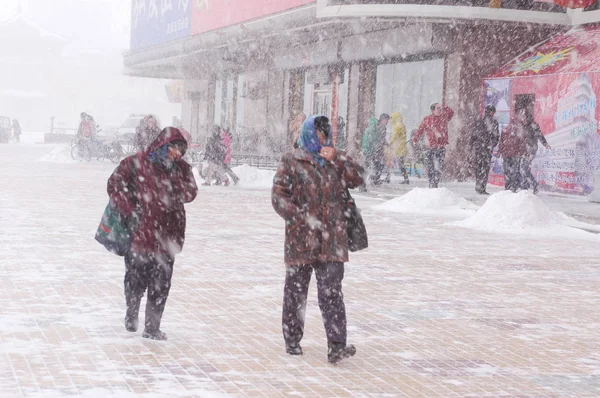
[487,24,600,79]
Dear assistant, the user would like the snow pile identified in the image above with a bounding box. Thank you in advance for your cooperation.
[374,187,479,217]
[456,190,563,230]
[37,144,76,163]
[231,164,275,189]
[455,190,599,238]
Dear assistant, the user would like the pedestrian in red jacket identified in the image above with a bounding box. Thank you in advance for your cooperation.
[499,112,528,192]
[413,103,454,188]
[107,127,198,340]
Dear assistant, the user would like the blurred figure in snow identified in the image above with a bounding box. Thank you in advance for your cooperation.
[77,112,96,139]
[470,105,499,195]
[361,113,390,185]
[499,110,528,192]
[413,103,454,188]
[134,115,161,152]
[107,127,198,341]
[203,125,228,186]
[521,112,550,194]
[76,112,97,155]
[221,128,240,185]
[11,119,21,143]
[389,112,409,184]
[272,115,364,364]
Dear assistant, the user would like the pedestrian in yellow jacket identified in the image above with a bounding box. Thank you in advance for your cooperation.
[389,112,409,184]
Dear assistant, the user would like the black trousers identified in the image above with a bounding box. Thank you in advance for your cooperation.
[474,151,493,193]
[124,252,174,332]
[427,148,446,188]
[520,154,538,190]
[503,157,521,192]
[369,157,385,183]
[282,262,347,346]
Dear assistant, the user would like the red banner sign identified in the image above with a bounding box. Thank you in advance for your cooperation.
[191,0,315,35]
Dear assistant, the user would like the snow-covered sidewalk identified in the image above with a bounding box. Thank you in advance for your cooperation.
[364,174,600,226]
[1,144,599,397]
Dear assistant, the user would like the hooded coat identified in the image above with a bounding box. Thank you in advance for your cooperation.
[389,112,408,157]
[361,117,379,158]
[107,127,198,256]
[272,117,365,266]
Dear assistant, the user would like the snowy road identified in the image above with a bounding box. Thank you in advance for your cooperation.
[1,144,599,397]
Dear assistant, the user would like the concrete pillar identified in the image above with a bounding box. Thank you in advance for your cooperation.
[443,53,463,149]
[346,63,360,158]
[267,68,286,150]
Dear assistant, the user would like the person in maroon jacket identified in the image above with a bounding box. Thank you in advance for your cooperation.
[272,115,364,364]
[412,103,454,188]
[499,111,528,192]
[107,127,198,340]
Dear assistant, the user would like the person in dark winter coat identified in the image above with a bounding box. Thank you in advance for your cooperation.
[107,127,198,341]
[11,119,21,143]
[499,112,528,192]
[134,115,161,152]
[272,115,364,364]
[521,117,551,194]
[470,105,500,195]
[203,125,228,186]
[221,128,240,185]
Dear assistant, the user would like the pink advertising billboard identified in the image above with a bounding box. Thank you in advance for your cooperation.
[484,26,600,196]
[191,0,315,35]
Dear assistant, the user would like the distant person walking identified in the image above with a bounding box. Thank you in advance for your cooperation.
[521,115,550,194]
[272,115,364,364]
[203,125,228,186]
[389,112,409,184]
[134,115,161,152]
[361,113,390,185]
[470,105,500,195]
[499,110,527,192]
[413,103,454,188]
[221,128,240,185]
[11,119,21,143]
[107,127,198,340]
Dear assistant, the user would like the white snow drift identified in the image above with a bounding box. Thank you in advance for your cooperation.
[231,164,275,189]
[454,190,600,239]
[373,187,479,217]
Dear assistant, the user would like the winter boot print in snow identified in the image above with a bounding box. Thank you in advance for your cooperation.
[327,343,356,364]
[285,343,303,356]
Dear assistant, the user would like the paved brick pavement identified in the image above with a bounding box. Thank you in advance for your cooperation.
[0,145,599,397]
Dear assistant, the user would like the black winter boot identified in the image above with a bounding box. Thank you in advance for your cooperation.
[142,329,168,341]
[285,343,303,355]
[327,343,356,364]
[124,316,138,332]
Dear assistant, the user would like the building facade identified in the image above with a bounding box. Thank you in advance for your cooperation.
[123,0,600,159]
